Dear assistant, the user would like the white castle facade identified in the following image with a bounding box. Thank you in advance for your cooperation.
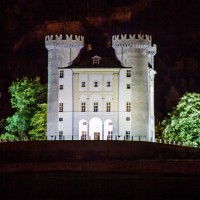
[45,33,157,141]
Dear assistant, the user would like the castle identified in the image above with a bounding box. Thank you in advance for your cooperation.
[45,33,157,141]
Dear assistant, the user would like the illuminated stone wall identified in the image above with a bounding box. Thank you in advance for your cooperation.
[45,33,156,141]
[45,35,84,139]
[112,34,156,140]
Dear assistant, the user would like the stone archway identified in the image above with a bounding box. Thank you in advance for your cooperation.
[79,119,88,140]
[104,119,113,140]
[89,118,102,140]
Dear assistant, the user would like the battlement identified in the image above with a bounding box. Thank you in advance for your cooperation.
[45,34,84,50]
[112,34,152,49]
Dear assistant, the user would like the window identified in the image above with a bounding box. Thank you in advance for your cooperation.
[126,102,131,112]
[59,70,64,78]
[92,55,102,65]
[59,118,63,121]
[126,70,131,77]
[81,131,87,140]
[94,102,98,112]
[106,102,111,112]
[127,84,131,89]
[94,82,98,87]
[107,131,113,140]
[81,102,86,112]
[107,82,111,87]
[81,82,85,87]
[59,131,63,140]
[59,103,63,112]
[59,85,63,90]
[125,131,130,140]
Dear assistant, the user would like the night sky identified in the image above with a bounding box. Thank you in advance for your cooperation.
[0,0,200,119]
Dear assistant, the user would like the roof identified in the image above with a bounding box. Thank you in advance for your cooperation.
[70,47,123,68]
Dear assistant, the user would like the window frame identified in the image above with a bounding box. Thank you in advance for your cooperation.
[59,131,63,140]
[106,102,111,112]
[94,81,98,87]
[94,102,98,112]
[126,70,131,77]
[59,103,63,112]
[127,84,131,89]
[81,102,86,112]
[125,131,130,140]
[126,102,131,112]
[59,70,64,78]
[107,81,111,87]
[81,82,86,87]
[107,131,113,140]
[81,131,87,140]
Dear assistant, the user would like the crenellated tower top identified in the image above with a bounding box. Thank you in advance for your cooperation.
[45,34,84,50]
[112,34,152,49]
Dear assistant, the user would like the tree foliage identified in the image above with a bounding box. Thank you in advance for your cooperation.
[162,92,200,147]
[29,103,47,140]
[3,77,47,140]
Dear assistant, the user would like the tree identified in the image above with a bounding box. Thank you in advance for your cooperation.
[162,92,200,147]
[4,77,47,140]
[29,103,47,140]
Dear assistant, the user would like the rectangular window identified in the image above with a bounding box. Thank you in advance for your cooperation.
[59,131,63,140]
[127,84,131,89]
[81,82,85,87]
[59,118,63,121]
[81,131,87,140]
[94,82,98,87]
[106,102,111,112]
[59,70,64,78]
[59,85,63,90]
[126,102,131,112]
[94,102,98,112]
[107,82,111,87]
[59,103,63,112]
[125,131,130,140]
[126,70,131,77]
[81,102,86,112]
[107,131,113,140]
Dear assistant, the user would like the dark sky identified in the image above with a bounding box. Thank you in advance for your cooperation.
[0,0,200,119]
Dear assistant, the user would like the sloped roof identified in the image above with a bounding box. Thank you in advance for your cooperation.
[70,47,122,68]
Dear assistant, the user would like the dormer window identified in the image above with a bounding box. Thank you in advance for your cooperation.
[91,55,102,65]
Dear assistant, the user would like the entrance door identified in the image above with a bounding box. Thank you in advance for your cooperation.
[94,132,100,140]
[89,118,102,140]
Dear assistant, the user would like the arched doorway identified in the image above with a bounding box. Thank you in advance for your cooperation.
[104,119,113,140]
[79,119,88,140]
[89,118,102,140]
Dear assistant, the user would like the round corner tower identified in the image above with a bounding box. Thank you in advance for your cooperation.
[112,34,157,141]
[45,34,84,139]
